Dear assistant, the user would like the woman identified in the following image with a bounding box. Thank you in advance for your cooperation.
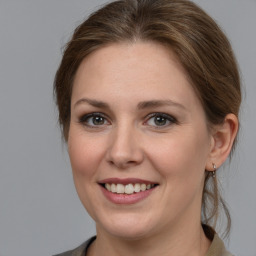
[54,0,241,255]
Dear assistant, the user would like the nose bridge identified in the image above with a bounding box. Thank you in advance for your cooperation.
[107,119,143,168]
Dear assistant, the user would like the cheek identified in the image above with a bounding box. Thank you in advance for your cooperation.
[145,128,210,183]
[67,129,108,218]
[68,130,106,179]
[148,130,210,214]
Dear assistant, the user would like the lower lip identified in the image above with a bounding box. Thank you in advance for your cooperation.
[100,185,156,205]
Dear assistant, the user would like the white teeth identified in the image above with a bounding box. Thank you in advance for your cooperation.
[125,184,134,194]
[134,183,141,193]
[111,183,116,193]
[105,183,111,191]
[141,184,146,191]
[104,183,155,194]
[116,184,125,194]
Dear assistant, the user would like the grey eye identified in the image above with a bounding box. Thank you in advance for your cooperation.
[79,113,109,127]
[91,116,105,125]
[154,116,167,126]
[146,113,177,128]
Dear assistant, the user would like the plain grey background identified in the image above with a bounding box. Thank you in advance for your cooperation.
[0,0,255,255]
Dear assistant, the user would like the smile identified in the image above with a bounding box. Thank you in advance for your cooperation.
[98,178,159,204]
[104,183,157,194]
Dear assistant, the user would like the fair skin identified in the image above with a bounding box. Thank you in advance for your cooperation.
[68,42,238,256]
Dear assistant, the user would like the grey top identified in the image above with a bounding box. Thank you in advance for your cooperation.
[53,237,96,256]
[53,233,233,256]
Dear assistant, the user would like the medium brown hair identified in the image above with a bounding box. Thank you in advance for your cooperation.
[54,0,241,236]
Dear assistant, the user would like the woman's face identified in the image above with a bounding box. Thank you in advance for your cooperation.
[68,42,214,239]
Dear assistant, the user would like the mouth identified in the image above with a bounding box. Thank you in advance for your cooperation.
[98,178,159,204]
[98,178,159,195]
[100,183,159,195]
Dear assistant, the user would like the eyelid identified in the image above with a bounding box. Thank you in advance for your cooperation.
[144,112,178,127]
[77,111,177,129]
[146,112,176,121]
[78,112,111,127]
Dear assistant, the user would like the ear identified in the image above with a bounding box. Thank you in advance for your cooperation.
[206,113,239,171]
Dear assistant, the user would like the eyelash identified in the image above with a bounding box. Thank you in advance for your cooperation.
[144,112,177,128]
[79,112,110,128]
[78,112,177,129]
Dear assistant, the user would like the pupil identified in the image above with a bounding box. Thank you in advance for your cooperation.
[93,116,104,125]
[155,116,166,126]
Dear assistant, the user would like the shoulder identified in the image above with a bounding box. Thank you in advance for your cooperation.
[206,233,233,256]
[53,237,96,256]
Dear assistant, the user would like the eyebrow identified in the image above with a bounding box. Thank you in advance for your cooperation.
[137,100,186,110]
[74,98,110,110]
[74,98,186,111]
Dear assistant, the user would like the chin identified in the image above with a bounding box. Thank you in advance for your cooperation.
[96,213,156,240]
[104,226,152,241]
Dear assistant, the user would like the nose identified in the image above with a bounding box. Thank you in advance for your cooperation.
[106,124,144,169]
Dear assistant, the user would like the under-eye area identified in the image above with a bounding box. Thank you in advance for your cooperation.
[100,183,159,195]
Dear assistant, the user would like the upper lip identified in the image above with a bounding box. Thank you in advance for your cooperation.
[98,178,158,185]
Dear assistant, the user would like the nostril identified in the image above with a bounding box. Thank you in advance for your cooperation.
[105,133,144,168]
[108,160,138,169]
[107,156,139,169]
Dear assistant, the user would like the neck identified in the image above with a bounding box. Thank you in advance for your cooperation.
[88,221,211,256]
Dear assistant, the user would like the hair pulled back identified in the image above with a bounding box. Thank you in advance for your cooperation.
[54,0,241,236]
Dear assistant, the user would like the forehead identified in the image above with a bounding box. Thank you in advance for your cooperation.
[71,41,200,110]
